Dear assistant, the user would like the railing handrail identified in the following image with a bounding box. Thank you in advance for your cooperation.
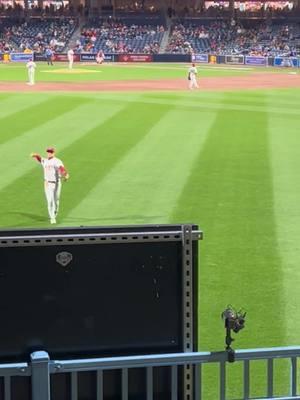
[0,229,203,241]
[0,361,30,376]
[48,345,300,373]
[1,346,300,377]
[1,347,300,400]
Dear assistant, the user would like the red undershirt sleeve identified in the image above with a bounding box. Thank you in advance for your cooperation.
[33,155,42,163]
[59,166,68,177]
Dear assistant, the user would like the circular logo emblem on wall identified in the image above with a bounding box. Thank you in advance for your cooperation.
[56,251,73,267]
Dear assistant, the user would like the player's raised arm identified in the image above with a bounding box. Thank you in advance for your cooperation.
[30,153,42,163]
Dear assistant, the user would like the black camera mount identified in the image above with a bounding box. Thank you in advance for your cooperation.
[221,305,246,363]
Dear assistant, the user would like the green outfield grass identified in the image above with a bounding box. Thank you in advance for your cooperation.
[0,61,287,82]
[1,63,300,398]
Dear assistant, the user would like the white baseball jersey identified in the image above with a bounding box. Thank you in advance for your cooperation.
[67,49,74,59]
[188,66,197,77]
[41,157,64,182]
[26,60,36,70]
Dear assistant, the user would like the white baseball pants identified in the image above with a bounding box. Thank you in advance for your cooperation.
[28,69,35,85]
[189,76,199,90]
[44,180,62,219]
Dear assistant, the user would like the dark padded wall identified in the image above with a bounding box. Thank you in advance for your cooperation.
[0,241,182,360]
[0,224,199,400]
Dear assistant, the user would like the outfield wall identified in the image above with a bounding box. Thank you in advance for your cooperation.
[1,52,300,67]
[0,224,201,400]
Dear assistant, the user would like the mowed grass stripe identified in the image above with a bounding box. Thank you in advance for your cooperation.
[0,93,14,104]
[269,104,300,346]
[63,108,217,225]
[146,91,274,108]
[91,94,300,117]
[0,97,134,227]
[53,100,174,224]
[0,93,49,120]
[0,98,129,193]
[0,95,90,146]
[171,93,284,399]
[62,91,300,118]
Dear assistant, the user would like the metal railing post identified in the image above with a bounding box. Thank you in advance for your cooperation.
[290,357,297,397]
[4,376,11,400]
[30,351,50,400]
[243,360,250,400]
[96,370,103,400]
[219,360,226,400]
[267,358,274,398]
[182,224,195,400]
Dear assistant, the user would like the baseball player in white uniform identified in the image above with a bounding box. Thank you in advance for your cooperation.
[26,58,37,85]
[31,147,69,224]
[96,50,104,64]
[67,48,74,69]
[188,63,199,90]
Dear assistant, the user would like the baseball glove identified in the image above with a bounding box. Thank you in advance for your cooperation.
[62,173,70,182]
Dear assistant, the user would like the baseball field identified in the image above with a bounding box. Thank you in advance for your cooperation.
[1,62,300,398]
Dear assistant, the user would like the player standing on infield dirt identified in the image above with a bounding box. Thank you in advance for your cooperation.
[31,147,69,224]
[188,63,199,90]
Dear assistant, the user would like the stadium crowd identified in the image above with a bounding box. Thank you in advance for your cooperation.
[0,17,77,53]
[0,0,299,57]
[0,2,85,17]
[166,0,300,19]
[79,20,164,54]
[166,20,300,57]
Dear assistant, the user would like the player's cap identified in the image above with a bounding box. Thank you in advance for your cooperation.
[46,147,55,154]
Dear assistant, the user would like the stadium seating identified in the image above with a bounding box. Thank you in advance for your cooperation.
[0,4,299,57]
[0,17,77,53]
[166,20,300,56]
[80,20,165,54]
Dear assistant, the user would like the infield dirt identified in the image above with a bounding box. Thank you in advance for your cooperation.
[0,72,299,92]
